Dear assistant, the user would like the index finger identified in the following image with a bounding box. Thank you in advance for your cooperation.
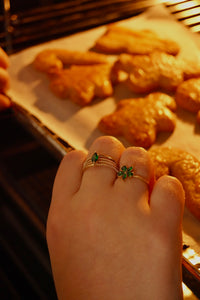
[0,48,9,69]
[51,150,87,207]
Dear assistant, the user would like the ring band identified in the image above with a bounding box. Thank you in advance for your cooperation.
[83,154,149,186]
[83,152,118,173]
[117,165,149,185]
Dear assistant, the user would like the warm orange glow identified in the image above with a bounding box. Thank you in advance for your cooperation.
[3,0,10,11]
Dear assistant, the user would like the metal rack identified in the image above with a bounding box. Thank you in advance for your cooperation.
[1,0,165,53]
[166,0,200,32]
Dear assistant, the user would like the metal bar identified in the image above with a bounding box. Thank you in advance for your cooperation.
[7,3,152,51]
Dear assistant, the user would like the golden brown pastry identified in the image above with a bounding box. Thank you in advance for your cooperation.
[149,147,200,221]
[49,64,114,106]
[112,52,200,94]
[98,92,176,148]
[175,78,200,123]
[94,25,180,55]
[33,49,108,73]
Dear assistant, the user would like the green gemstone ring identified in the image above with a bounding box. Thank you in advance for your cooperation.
[117,165,149,185]
[83,152,118,173]
[83,153,149,186]
[117,165,134,180]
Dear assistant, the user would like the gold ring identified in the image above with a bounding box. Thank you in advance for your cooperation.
[83,152,118,173]
[117,165,149,185]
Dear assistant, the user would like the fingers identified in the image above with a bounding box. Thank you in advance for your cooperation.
[0,48,9,69]
[51,134,184,231]
[50,136,124,214]
[0,48,10,96]
[81,136,124,188]
[52,150,87,204]
[115,147,155,208]
[0,94,11,111]
[0,68,10,92]
[150,175,185,228]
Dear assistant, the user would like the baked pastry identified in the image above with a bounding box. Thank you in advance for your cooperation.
[175,78,200,122]
[98,92,176,148]
[33,49,114,105]
[94,25,180,55]
[112,52,200,93]
[149,147,200,221]
[33,49,108,73]
[49,64,114,106]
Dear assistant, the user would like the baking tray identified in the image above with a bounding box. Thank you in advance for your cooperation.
[12,102,71,160]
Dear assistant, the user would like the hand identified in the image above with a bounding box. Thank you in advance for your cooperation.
[0,47,11,111]
[47,136,185,300]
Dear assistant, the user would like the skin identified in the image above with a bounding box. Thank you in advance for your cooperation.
[47,136,185,300]
[0,48,11,110]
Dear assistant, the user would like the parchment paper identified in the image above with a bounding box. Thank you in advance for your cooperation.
[8,5,200,256]
[8,5,200,153]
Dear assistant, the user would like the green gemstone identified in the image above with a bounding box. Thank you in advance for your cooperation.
[91,152,99,163]
[121,166,127,171]
[118,165,134,180]
[122,173,127,180]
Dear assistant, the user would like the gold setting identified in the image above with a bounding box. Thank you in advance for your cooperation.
[83,152,149,186]
[83,152,118,173]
